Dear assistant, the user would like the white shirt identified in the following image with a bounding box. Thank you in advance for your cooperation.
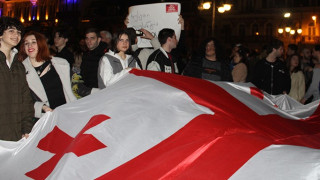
[5,48,18,68]
[98,50,136,87]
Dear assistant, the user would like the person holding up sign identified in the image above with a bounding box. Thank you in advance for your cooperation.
[146,28,179,74]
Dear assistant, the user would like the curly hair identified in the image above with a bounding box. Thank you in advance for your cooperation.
[0,16,24,36]
[198,37,224,61]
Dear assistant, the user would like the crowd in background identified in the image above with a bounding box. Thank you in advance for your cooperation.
[1,15,320,141]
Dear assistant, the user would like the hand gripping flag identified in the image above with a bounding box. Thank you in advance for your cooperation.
[0,69,319,180]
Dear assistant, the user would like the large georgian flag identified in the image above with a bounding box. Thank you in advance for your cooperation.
[0,69,320,180]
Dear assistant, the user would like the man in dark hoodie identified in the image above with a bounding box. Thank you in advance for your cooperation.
[54,27,74,69]
[80,28,108,88]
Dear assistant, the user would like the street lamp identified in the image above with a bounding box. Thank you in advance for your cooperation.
[278,28,284,34]
[284,12,291,18]
[199,0,232,36]
[202,2,211,10]
[290,29,295,35]
[297,28,302,34]
[223,4,232,11]
[218,6,225,13]
[285,27,291,33]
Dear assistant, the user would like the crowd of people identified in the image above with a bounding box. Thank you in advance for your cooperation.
[0,15,320,141]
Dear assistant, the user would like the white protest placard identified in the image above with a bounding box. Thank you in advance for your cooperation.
[127,3,181,48]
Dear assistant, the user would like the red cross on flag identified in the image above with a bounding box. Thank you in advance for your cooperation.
[0,69,319,179]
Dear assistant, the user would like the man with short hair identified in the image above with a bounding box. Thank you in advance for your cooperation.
[54,27,74,69]
[80,28,108,88]
[146,28,179,74]
[0,16,34,141]
[301,44,320,103]
[252,39,291,95]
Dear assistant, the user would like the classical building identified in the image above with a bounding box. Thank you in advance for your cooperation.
[210,0,320,50]
[1,0,319,52]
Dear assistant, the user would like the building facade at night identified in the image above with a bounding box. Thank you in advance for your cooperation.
[1,0,320,52]
[197,0,320,51]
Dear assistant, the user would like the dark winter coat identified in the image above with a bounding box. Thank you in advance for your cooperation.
[0,50,34,141]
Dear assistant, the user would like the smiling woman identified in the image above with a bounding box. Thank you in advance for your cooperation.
[18,31,76,120]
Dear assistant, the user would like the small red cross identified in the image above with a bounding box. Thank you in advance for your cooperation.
[25,114,109,180]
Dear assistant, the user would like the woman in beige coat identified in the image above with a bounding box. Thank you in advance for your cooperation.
[287,54,305,101]
[231,47,248,82]
[18,31,76,119]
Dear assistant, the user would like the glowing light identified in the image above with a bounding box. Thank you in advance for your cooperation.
[278,28,284,34]
[312,16,317,21]
[32,16,35,20]
[20,18,24,23]
[284,13,291,18]
[30,0,37,6]
[218,6,225,13]
[37,15,39,20]
[255,32,259,36]
[224,4,231,11]
[55,19,58,23]
[285,27,291,32]
[290,29,295,35]
[28,16,31,21]
[297,29,302,34]
[45,14,48,20]
[202,2,211,10]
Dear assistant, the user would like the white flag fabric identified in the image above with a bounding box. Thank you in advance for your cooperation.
[0,69,319,180]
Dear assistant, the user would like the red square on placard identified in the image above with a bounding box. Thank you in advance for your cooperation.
[166,4,178,13]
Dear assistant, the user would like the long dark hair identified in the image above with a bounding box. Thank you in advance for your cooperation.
[198,37,224,61]
[235,46,248,64]
[112,30,132,54]
[287,53,302,73]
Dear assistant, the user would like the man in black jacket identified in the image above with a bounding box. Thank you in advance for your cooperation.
[54,27,74,69]
[252,39,291,95]
[80,28,108,88]
[146,28,179,74]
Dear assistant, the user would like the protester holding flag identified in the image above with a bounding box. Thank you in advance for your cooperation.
[0,17,34,141]
[98,30,141,88]
[18,31,76,119]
